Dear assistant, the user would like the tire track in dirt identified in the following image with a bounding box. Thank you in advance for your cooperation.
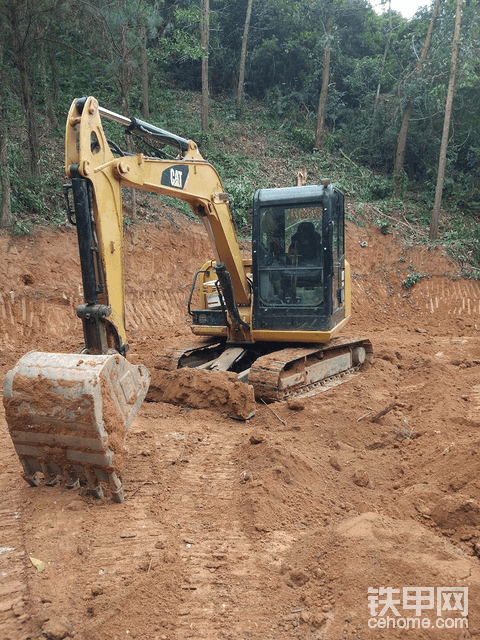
[0,500,30,640]
[164,427,274,639]
[422,278,480,317]
[8,420,181,640]
[125,290,188,331]
[468,384,480,424]
[0,288,80,351]
[67,429,181,640]
[351,275,480,322]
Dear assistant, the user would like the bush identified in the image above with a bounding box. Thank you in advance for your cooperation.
[361,175,392,200]
[222,177,253,228]
[402,272,424,288]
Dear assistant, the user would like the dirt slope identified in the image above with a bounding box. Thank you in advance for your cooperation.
[1,210,480,640]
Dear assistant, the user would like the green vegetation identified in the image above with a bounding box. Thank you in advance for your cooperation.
[402,272,426,289]
[375,217,392,235]
[0,0,478,276]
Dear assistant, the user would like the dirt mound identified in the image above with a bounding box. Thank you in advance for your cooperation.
[275,512,479,637]
[147,367,256,420]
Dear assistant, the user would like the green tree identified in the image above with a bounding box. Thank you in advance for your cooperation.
[201,0,210,131]
[315,7,333,150]
[430,0,462,239]
[393,0,441,197]
[236,0,254,110]
[5,0,43,176]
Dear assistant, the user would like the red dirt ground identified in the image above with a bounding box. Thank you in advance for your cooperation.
[1,206,480,640]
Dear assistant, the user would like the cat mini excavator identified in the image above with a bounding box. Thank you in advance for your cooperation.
[3,96,372,501]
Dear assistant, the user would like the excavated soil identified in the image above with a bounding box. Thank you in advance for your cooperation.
[1,208,480,640]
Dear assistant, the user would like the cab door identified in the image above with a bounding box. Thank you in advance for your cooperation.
[331,189,346,324]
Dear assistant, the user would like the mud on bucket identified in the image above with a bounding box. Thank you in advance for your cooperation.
[3,351,150,502]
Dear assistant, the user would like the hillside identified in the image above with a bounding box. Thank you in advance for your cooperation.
[1,199,480,639]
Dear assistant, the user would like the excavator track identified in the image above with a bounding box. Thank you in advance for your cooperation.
[248,337,373,402]
[155,337,373,405]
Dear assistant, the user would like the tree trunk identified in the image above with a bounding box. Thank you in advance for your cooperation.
[38,37,57,129]
[201,0,210,131]
[315,11,333,151]
[0,37,12,229]
[0,108,12,229]
[120,20,137,221]
[7,0,41,176]
[371,0,392,145]
[48,42,59,103]
[236,0,253,111]
[19,49,40,176]
[430,0,462,239]
[141,19,150,120]
[393,0,440,197]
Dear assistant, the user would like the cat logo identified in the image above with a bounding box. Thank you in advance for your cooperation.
[161,165,189,190]
[170,169,183,188]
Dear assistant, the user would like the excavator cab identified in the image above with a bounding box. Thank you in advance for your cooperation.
[252,184,346,332]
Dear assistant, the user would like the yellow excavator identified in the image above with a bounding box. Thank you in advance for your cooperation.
[3,96,372,501]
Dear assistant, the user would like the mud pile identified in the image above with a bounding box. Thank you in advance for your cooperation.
[147,367,256,420]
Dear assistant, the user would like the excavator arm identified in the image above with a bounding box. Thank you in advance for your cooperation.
[65,96,250,357]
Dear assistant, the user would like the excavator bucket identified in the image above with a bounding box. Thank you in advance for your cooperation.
[3,351,150,502]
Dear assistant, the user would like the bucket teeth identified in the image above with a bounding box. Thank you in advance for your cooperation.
[66,477,80,490]
[3,351,151,503]
[17,452,128,502]
[84,469,105,500]
[23,471,41,487]
[45,474,62,487]
[111,487,125,503]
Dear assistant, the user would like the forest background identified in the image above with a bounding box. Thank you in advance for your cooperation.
[0,0,479,272]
